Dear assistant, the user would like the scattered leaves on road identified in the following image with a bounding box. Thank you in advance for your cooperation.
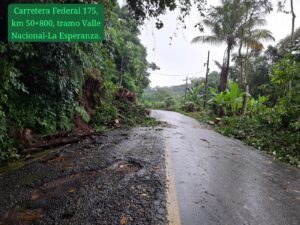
[120,215,129,224]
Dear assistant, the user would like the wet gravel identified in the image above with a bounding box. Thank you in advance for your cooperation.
[0,127,167,225]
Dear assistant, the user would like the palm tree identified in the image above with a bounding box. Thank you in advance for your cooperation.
[192,0,246,92]
[237,0,274,114]
[239,29,274,114]
[192,0,273,94]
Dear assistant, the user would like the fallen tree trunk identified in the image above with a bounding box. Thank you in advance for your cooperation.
[21,132,102,154]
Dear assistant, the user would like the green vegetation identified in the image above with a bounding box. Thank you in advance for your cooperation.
[192,0,273,92]
[0,1,153,165]
[142,86,184,110]
[0,0,299,168]
[143,0,300,167]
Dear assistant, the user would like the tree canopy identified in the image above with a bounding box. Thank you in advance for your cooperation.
[192,0,273,91]
[125,0,206,28]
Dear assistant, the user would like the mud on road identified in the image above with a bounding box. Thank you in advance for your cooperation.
[0,128,167,225]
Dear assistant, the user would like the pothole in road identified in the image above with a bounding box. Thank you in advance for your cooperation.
[115,161,142,174]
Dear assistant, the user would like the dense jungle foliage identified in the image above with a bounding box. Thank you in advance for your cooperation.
[0,0,154,164]
[1,0,299,168]
[142,1,300,167]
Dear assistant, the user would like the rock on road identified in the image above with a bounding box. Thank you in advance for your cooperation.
[151,110,300,225]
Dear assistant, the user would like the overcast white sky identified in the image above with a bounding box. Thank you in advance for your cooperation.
[119,0,300,87]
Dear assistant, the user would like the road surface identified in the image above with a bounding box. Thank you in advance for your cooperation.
[151,110,300,225]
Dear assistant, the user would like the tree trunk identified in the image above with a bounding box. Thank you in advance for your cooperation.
[242,83,249,115]
[242,47,250,115]
[241,57,248,115]
[238,40,244,87]
[288,0,296,92]
[290,0,296,47]
[219,47,231,92]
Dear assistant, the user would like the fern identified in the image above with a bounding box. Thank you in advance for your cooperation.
[75,106,90,123]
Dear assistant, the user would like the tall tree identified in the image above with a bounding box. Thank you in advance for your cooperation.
[192,0,246,92]
[237,0,274,114]
[278,0,296,47]
[277,0,297,92]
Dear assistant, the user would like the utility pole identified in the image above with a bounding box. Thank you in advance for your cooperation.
[203,51,210,108]
[184,76,188,100]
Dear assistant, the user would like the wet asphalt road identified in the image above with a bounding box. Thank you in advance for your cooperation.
[151,110,300,225]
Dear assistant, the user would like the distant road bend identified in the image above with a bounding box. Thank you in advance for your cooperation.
[151,110,300,225]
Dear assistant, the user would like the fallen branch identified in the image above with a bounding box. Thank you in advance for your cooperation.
[22,132,104,154]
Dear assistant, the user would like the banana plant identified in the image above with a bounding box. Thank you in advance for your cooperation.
[209,81,244,116]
